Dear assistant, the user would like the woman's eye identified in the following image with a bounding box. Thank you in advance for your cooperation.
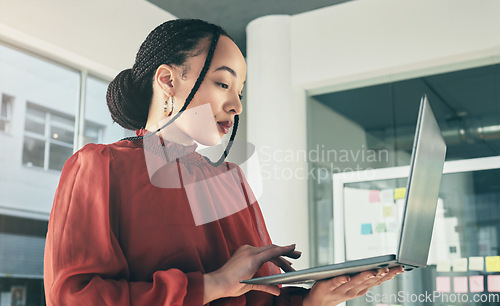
[238,94,244,101]
[217,82,229,89]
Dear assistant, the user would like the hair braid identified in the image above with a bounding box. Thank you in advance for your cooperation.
[108,19,238,167]
[107,19,230,131]
[138,27,220,138]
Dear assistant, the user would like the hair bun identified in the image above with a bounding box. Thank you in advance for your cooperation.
[106,68,149,130]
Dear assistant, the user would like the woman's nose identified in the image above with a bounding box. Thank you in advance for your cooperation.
[225,94,243,115]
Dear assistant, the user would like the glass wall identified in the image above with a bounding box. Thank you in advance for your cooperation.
[0,42,128,305]
[307,64,500,305]
[308,63,500,268]
[334,159,500,306]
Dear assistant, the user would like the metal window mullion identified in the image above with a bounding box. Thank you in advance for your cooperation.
[44,112,50,170]
[49,138,74,148]
[24,131,46,141]
[75,70,88,152]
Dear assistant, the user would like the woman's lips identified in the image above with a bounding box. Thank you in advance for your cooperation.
[217,121,233,134]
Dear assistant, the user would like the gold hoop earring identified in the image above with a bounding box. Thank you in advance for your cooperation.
[164,96,174,116]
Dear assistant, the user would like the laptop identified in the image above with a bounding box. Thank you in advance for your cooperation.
[242,95,447,285]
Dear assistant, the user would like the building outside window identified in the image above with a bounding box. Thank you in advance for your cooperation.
[0,93,14,133]
[22,103,106,172]
[0,41,128,305]
[23,103,74,171]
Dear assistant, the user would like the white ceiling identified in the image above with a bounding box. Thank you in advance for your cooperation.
[147,0,352,55]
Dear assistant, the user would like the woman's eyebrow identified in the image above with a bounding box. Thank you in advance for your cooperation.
[214,65,237,78]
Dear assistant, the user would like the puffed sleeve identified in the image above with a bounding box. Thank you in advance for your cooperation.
[43,144,204,305]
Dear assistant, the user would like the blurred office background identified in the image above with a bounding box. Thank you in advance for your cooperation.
[0,0,499,305]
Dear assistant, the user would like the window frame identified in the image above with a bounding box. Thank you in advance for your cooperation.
[0,93,15,133]
[23,103,75,171]
[0,41,115,172]
[22,102,105,171]
[0,40,114,148]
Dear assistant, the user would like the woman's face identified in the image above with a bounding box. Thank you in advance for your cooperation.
[160,35,246,146]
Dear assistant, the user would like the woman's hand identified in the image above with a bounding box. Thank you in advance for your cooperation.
[303,266,404,306]
[203,244,300,304]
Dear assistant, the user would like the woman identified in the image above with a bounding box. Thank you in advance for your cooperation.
[44,19,402,305]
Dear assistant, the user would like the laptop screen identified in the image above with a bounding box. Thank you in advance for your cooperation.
[397,96,447,267]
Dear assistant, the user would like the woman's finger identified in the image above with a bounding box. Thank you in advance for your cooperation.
[374,266,404,285]
[334,268,396,300]
[254,244,280,254]
[330,270,379,295]
[283,250,302,259]
[255,244,296,263]
[245,284,281,296]
[271,257,295,272]
[322,275,352,291]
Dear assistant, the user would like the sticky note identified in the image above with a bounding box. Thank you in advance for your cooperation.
[469,257,484,271]
[386,221,398,232]
[485,256,500,272]
[469,275,484,292]
[383,205,394,218]
[487,275,500,292]
[452,258,468,272]
[361,223,372,235]
[436,260,451,272]
[380,189,394,202]
[375,222,386,233]
[369,190,380,203]
[394,187,406,200]
[436,276,451,292]
[453,276,468,293]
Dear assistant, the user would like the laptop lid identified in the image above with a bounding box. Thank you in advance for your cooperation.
[396,95,447,268]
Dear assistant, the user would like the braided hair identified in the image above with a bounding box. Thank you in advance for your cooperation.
[106,19,239,166]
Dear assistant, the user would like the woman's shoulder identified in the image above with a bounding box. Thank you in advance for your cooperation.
[64,140,140,169]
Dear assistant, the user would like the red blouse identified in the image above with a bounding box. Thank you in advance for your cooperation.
[44,131,307,305]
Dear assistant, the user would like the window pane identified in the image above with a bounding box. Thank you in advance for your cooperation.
[308,63,500,272]
[50,113,74,144]
[22,137,45,168]
[84,122,101,144]
[311,64,500,164]
[342,165,500,306]
[85,76,131,145]
[24,106,45,135]
[48,143,73,171]
[1,93,13,118]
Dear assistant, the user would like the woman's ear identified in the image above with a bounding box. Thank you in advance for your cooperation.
[154,64,176,96]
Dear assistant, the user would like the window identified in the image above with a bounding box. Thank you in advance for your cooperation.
[0,93,14,132]
[1,38,126,306]
[23,103,74,171]
[85,75,132,145]
[308,63,500,267]
[334,158,500,306]
[22,103,105,171]
[84,121,104,145]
